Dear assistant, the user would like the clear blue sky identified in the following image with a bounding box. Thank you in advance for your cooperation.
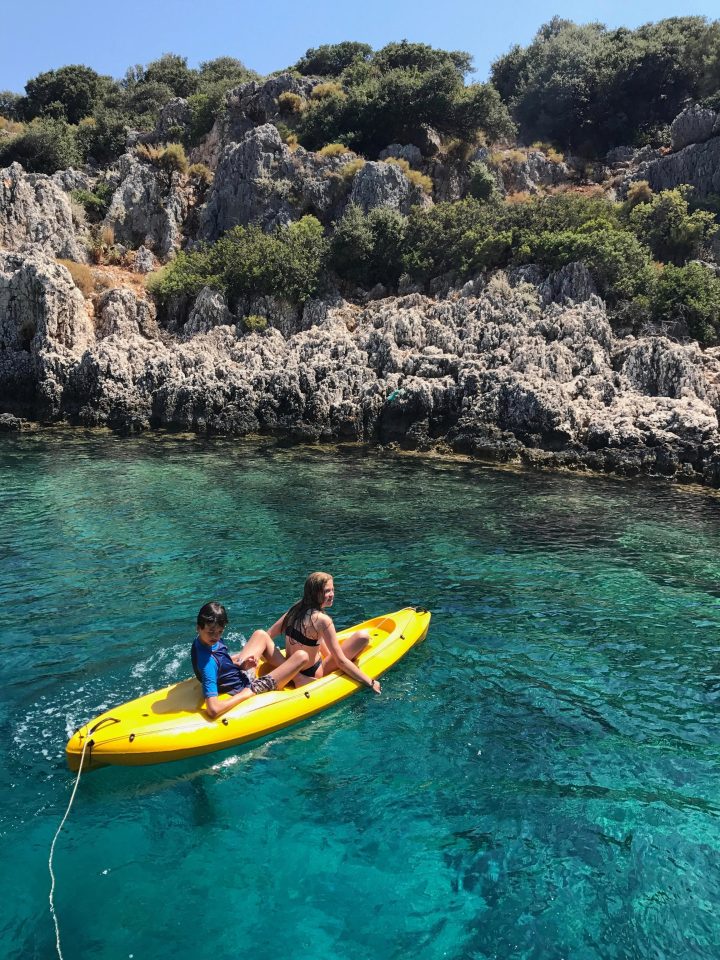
[3,0,719,92]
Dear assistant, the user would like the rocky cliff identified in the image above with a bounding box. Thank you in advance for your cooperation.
[2,77,720,486]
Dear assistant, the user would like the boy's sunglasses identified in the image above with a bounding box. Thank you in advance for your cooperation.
[199,617,227,629]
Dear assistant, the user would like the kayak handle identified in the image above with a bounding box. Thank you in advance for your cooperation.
[89,717,120,735]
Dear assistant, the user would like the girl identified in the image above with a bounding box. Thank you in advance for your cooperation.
[268,572,381,693]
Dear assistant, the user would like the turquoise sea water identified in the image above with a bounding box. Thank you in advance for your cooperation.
[1,433,719,960]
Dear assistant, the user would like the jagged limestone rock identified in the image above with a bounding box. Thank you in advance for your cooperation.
[154,98,192,143]
[629,137,720,199]
[105,153,189,257]
[670,104,720,152]
[0,163,88,262]
[349,161,430,214]
[0,250,93,354]
[183,287,234,338]
[198,124,355,241]
[379,144,424,166]
[133,245,157,274]
[96,288,158,340]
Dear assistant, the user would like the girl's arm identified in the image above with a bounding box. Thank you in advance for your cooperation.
[320,616,380,692]
[266,612,287,640]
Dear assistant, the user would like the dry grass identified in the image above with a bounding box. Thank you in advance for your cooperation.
[57,259,94,297]
[317,142,353,158]
[278,91,304,114]
[188,162,214,186]
[625,180,653,209]
[311,82,346,101]
[531,142,565,164]
[0,116,25,136]
[505,190,533,205]
[385,157,433,195]
[339,156,366,180]
[444,138,476,163]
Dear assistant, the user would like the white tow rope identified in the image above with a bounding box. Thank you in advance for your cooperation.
[49,734,91,960]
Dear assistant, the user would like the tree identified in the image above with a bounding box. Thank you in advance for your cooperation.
[373,41,473,77]
[23,65,111,124]
[0,118,80,173]
[298,47,514,157]
[0,91,22,120]
[490,16,720,154]
[295,42,373,77]
[143,54,198,98]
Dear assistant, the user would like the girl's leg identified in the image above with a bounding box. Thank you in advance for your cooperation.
[268,649,310,689]
[320,629,370,675]
[242,629,285,668]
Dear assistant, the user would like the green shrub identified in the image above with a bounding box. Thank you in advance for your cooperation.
[71,181,113,221]
[148,217,327,309]
[74,109,127,164]
[402,198,503,282]
[243,314,268,332]
[651,262,720,344]
[467,161,496,200]
[527,220,654,301]
[0,118,80,173]
[330,204,407,287]
[146,247,219,302]
[626,187,718,265]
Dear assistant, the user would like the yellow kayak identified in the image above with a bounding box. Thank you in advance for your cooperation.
[66,607,430,770]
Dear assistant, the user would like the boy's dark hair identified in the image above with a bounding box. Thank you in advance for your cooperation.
[197,601,228,626]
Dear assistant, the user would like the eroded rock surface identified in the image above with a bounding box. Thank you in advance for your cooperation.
[0,163,88,262]
[105,153,189,257]
[4,247,720,483]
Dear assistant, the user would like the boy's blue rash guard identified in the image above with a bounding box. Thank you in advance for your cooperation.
[190,636,250,697]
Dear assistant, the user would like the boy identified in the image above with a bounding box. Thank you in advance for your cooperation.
[191,602,309,719]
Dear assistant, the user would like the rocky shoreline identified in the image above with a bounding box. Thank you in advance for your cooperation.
[3,247,720,487]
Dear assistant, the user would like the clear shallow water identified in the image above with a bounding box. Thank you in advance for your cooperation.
[1,433,719,960]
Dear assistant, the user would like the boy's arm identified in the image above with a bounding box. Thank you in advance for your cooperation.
[205,688,253,719]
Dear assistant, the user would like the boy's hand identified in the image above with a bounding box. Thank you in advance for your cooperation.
[240,654,259,670]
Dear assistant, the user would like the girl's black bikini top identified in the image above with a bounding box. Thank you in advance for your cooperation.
[286,624,320,647]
